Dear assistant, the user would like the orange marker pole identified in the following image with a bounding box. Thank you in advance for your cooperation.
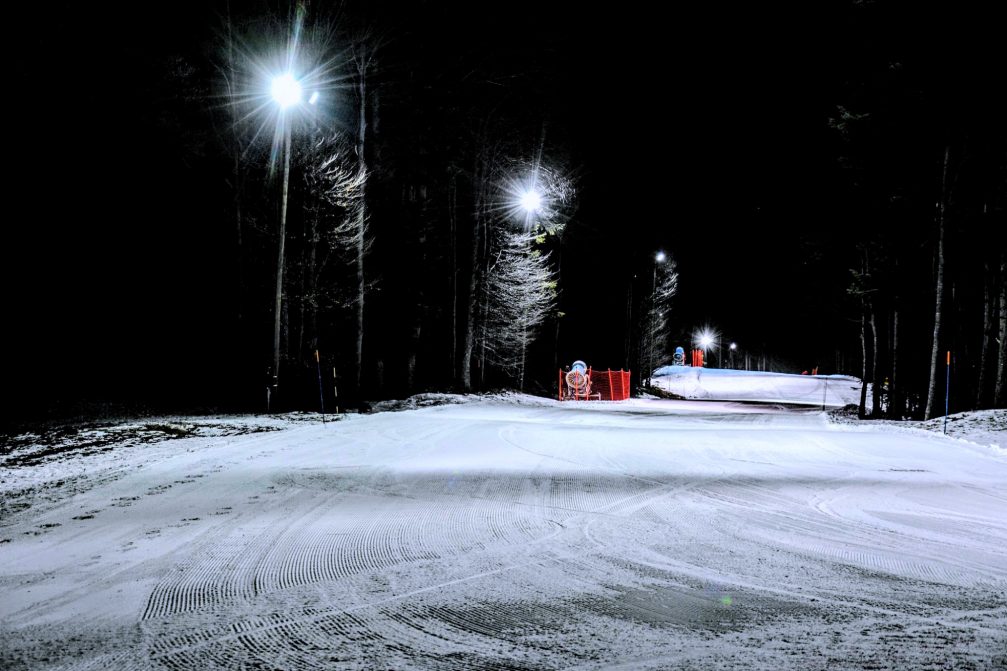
[315,350,326,423]
[943,351,951,435]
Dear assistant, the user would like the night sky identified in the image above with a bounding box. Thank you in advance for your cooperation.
[6,1,1003,417]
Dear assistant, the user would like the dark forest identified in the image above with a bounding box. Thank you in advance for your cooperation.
[6,0,1005,424]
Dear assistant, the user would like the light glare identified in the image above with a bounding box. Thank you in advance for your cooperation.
[520,190,542,212]
[655,251,666,263]
[271,73,302,109]
[695,327,717,351]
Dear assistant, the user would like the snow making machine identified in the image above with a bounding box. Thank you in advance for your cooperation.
[673,346,686,366]
[559,360,631,401]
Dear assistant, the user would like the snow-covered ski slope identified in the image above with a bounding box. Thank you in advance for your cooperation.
[2,398,1005,670]
[652,366,865,406]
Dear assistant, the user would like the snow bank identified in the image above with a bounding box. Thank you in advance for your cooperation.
[651,366,865,407]
[830,408,1006,455]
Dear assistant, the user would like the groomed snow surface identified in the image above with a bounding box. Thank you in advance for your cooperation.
[1,391,1005,670]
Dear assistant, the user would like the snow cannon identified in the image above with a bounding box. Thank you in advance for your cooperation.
[673,347,686,366]
[565,361,590,396]
[558,361,631,401]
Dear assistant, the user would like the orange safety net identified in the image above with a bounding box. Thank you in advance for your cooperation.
[559,368,631,401]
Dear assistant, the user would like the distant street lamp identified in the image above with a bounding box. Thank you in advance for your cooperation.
[729,341,737,369]
[696,329,716,367]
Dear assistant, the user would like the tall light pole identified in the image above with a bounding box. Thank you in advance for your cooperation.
[729,342,737,369]
[268,72,302,409]
[518,188,543,391]
[648,251,666,385]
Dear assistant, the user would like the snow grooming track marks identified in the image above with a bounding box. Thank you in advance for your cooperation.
[140,487,320,620]
[4,398,1007,670]
[137,405,1007,671]
[689,477,1007,599]
[143,559,564,670]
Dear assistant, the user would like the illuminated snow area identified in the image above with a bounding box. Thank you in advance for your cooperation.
[651,366,865,407]
[1,396,1005,670]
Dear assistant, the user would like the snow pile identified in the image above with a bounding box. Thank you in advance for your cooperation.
[831,408,1006,454]
[651,366,865,407]
[370,391,564,413]
[923,408,1005,451]
[370,393,479,412]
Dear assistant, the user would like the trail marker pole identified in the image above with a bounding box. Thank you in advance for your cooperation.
[943,350,951,435]
[333,367,340,415]
[315,350,326,424]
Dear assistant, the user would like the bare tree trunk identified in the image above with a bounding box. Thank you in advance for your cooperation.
[449,172,458,384]
[995,254,1007,407]
[859,305,869,419]
[478,282,489,388]
[303,208,320,360]
[407,322,420,391]
[552,245,563,376]
[925,146,951,420]
[889,307,901,419]
[460,173,482,393]
[624,282,632,370]
[477,173,491,390]
[354,51,368,396]
[977,261,993,408]
[647,267,656,384]
[461,231,478,393]
[297,266,306,363]
[271,127,292,402]
[870,308,881,417]
[223,0,245,325]
[461,147,490,392]
[518,337,527,392]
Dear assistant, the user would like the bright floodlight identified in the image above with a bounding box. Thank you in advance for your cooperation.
[655,251,666,263]
[271,73,302,109]
[520,190,542,212]
[729,342,737,350]
[695,328,716,350]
